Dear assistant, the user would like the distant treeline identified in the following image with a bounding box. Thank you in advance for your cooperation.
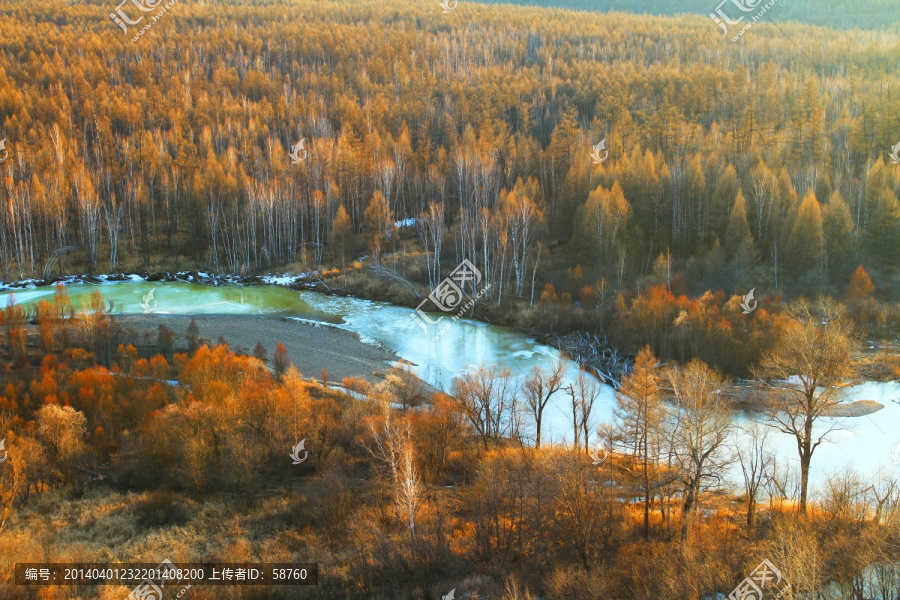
[473,0,900,30]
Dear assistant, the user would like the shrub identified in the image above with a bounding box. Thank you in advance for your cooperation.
[134,491,188,529]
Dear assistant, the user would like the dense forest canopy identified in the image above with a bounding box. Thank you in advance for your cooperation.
[0,0,898,302]
[473,0,900,31]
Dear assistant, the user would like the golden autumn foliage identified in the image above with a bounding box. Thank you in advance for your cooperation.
[0,310,893,598]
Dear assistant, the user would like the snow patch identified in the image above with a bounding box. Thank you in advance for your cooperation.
[287,317,340,329]
[357,335,384,348]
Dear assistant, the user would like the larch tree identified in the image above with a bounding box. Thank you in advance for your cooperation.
[332,204,352,282]
[725,188,752,257]
[863,187,900,259]
[822,190,854,274]
[615,345,663,541]
[581,180,631,271]
[844,265,874,309]
[787,189,825,277]
[709,164,740,244]
[725,188,756,286]
[363,190,394,263]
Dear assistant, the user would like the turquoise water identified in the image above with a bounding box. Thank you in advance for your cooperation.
[4,280,339,321]
[5,281,613,448]
[6,280,899,487]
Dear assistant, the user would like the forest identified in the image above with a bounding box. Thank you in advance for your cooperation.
[0,0,900,596]
[0,287,896,599]
[0,0,899,310]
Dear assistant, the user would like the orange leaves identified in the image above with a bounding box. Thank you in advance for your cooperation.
[539,283,559,304]
[611,284,784,377]
[31,370,60,401]
[115,344,138,373]
[35,299,55,353]
[272,342,290,378]
[845,265,875,302]
[844,266,877,327]
[69,367,116,415]
[145,383,169,408]
[181,343,268,399]
[149,354,171,381]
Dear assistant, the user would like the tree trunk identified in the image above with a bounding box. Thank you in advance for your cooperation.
[643,436,650,541]
[799,414,813,515]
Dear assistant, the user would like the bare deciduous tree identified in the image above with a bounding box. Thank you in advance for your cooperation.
[549,457,623,570]
[734,421,774,530]
[365,404,424,557]
[754,297,854,514]
[566,368,602,454]
[452,364,516,448]
[523,360,567,448]
[666,360,733,540]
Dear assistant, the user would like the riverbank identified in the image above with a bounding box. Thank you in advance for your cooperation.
[118,314,404,386]
[6,269,900,388]
[0,267,619,382]
[0,269,322,291]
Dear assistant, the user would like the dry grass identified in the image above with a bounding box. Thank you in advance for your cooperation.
[0,484,346,598]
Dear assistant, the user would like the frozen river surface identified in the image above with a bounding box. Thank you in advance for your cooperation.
[6,279,899,489]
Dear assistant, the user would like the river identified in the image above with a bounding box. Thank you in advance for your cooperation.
[4,279,899,489]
